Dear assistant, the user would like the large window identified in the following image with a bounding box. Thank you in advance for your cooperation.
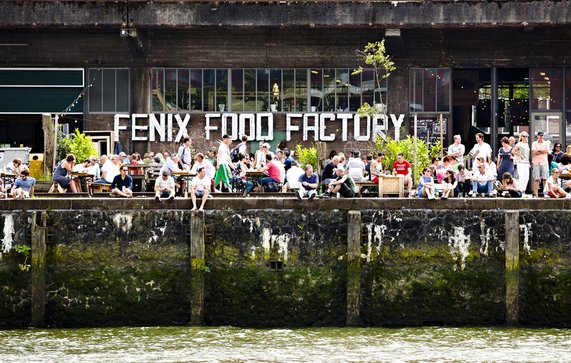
[151,68,381,113]
[89,68,129,113]
[409,68,451,113]
[531,68,562,111]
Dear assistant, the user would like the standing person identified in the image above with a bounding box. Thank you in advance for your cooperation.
[531,131,550,197]
[11,169,36,199]
[512,132,530,193]
[392,153,413,196]
[551,143,564,163]
[177,137,193,169]
[468,133,493,166]
[237,135,249,157]
[253,142,269,169]
[296,164,319,201]
[110,165,133,198]
[447,135,465,163]
[214,134,235,191]
[497,136,514,180]
[190,167,212,211]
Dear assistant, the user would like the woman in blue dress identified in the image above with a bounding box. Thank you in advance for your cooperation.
[417,167,435,199]
[52,154,79,192]
[497,137,514,181]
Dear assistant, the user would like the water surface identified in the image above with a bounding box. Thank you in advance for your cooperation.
[1,326,570,362]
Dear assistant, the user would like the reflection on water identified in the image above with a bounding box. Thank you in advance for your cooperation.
[1,326,570,362]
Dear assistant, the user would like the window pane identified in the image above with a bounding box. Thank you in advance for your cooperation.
[409,69,423,112]
[231,69,244,112]
[244,69,256,112]
[89,69,102,112]
[116,69,129,112]
[324,69,335,112]
[436,68,450,112]
[283,69,295,112]
[256,69,269,112]
[531,68,562,110]
[566,69,571,110]
[423,68,437,112]
[296,69,308,112]
[178,69,189,111]
[336,69,349,112]
[102,69,115,112]
[362,70,374,107]
[270,69,281,111]
[216,69,228,112]
[190,69,202,111]
[151,68,164,112]
[203,69,215,111]
[164,69,177,111]
[310,69,322,112]
[349,71,361,112]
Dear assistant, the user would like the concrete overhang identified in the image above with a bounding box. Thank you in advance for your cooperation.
[0,1,570,29]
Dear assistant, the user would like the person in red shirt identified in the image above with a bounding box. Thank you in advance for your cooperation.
[392,153,413,196]
[261,154,281,187]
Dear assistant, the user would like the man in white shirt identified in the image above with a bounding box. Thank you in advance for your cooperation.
[214,134,235,191]
[154,171,175,202]
[282,161,305,192]
[447,135,465,162]
[191,167,212,211]
[177,137,192,168]
[95,155,120,184]
[191,152,216,179]
[468,133,492,162]
[470,163,494,197]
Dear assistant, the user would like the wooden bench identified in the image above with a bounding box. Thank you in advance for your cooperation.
[91,183,112,194]
[355,180,379,197]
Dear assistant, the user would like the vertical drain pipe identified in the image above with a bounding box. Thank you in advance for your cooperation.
[31,212,47,327]
[346,210,362,326]
[190,212,206,325]
[505,210,520,325]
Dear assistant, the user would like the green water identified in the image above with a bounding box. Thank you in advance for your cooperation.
[0,326,570,362]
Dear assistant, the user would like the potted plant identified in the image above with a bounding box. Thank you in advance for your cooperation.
[352,39,396,119]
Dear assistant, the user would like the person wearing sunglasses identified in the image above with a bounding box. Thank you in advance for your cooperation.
[110,166,133,198]
[546,169,570,198]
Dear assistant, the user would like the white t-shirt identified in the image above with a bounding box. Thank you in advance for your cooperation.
[286,166,305,189]
[102,160,119,183]
[470,142,493,161]
[190,159,216,179]
[155,176,175,191]
[546,176,560,191]
[217,144,231,166]
[192,175,212,192]
[448,143,465,161]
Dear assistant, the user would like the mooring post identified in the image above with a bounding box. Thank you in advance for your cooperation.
[346,210,362,326]
[505,210,520,325]
[190,211,206,325]
[31,211,47,327]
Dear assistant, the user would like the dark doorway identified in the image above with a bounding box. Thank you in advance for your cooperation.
[497,68,530,151]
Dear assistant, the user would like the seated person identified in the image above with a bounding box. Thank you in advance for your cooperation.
[155,171,175,202]
[370,153,385,183]
[455,164,472,197]
[327,166,355,198]
[470,163,494,197]
[500,172,522,198]
[392,153,413,196]
[321,155,340,187]
[441,169,457,199]
[52,154,80,193]
[346,151,366,182]
[417,167,436,200]
[546,169,570,198]
[0,179,4,198]
[12,169,36,199]
[110,165,133,198]
[260,154,281,189]
[296,164,319,201]
[282,160,304,193]
[190,167,212,211]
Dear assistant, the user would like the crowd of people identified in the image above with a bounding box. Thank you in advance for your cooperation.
[2,132,571,202]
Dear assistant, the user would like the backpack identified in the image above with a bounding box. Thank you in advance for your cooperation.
[230,146,240,163]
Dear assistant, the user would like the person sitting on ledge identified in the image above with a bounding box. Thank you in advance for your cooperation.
[296,164,319,201]
[327,165,355,198]
[191,167,211,211]
[441,169,457,199]
[545,169,570,198]
[500,172,522,198]
[321,155,340,188]
[52,154,80,193]
[417,167,435,200]
[110,165,133,198]
[154,170,175,202]
[470,163,494,197]
[11,169,36,199]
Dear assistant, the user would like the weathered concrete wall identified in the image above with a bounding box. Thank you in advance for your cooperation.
[0,201,570,328]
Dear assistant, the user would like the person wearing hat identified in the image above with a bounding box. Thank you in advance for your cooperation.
[327,165,356,198]
[531,131,550,197]
[512,132,530,193]
[214,134,235,191]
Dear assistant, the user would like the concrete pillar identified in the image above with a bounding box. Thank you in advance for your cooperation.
[31,212,47,327]
[129,67,151,154]
[190,212,205,325]
[346,210,362,326]
[505,210,520,325]
[41,114,55,175]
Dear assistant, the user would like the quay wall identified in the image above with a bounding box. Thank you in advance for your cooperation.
[0,198,570,328]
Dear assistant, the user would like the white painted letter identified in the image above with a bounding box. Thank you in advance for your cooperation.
[319,113,336,141]
[205,113,220,140]
[303,113,319,141]
[149,114,166,142]
[239,114,256,140]
[353,114,371,141]
[174,114,190,142]
[390,113,405,141]
[132,114,148,141]
[337,113,352,141]
[114,114,129,142]
[286,113,302,141]
[221,113,238,140]
[256,113,273,141]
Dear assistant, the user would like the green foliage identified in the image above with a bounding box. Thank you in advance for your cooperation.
[13,245,31,272]
[295,145,318,170]
[57,128,98,163]
[353,39,396,118]
[373,135,442,181]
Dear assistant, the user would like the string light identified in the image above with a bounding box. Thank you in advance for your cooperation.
[58,75,97,118]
